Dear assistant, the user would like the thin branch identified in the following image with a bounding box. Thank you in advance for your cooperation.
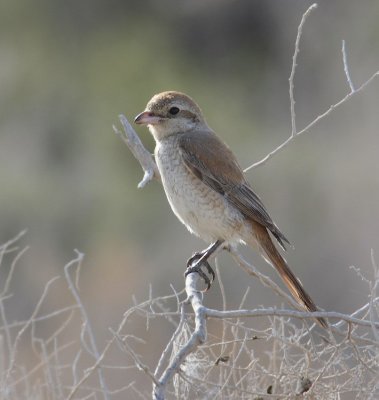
[0,229,27,269]
[289,3,318,137]
[4,276,60,386]
[154,298,185,379]
[9,340,77,389]
[244,8,379,174]
[0,240,28,298]
[205,307,379,329]
[64,250,110,400]
[342,40,355,92]
[112,330,159,386]
[333,297,379,328]
[244,69,379,171]
[153,273,207,400]
[369,250,379,342]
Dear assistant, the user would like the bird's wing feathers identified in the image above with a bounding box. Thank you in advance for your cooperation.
[178,130,290,248]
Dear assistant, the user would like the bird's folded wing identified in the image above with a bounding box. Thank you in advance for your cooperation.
[178,130,290,249]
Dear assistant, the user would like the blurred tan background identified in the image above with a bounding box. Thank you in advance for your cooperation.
[1,0,379,397]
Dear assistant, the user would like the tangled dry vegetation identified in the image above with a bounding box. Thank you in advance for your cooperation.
[0,233,378,399]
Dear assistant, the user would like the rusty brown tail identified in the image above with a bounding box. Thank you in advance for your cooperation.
[253,223,327,328]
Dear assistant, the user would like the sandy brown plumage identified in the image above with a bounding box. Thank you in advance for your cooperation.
[178,130,327,328]
[135,91,327,328]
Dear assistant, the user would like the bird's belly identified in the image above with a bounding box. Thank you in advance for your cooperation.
[156,143,245,244]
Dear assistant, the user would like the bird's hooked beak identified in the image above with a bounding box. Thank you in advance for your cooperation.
[134,111,162,125]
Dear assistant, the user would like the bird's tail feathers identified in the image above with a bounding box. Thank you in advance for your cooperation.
[252,223,327,328]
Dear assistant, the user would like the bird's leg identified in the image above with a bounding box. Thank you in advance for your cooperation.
[185,240,224,290]
[187,240,225,268]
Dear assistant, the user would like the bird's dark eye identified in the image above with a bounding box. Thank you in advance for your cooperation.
[169,106,180,115]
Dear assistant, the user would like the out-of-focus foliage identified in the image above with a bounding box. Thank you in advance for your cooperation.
[0,0,379,396]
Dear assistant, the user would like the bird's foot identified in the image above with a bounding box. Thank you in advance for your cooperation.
[185,241,224,291]
[185,251,215,291]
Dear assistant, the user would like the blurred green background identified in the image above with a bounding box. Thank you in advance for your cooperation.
[1,0,379,396]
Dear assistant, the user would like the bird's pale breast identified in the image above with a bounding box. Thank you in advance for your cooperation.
[155,135,248,245]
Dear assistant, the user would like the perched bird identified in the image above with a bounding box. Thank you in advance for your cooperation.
[135,91,327,328]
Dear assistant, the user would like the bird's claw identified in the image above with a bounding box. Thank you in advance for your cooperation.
[185,252,215,291]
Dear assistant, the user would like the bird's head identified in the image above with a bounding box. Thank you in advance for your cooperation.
[134,91,208,141]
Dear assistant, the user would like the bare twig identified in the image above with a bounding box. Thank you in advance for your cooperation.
[154,296,186,379]
[289,3,318,137]
[0,245,29,299]
[153,273,207,400]
[244,6,379,173]
[64,250,110,400]
[342,39,355,92]
[369,250,379,342]
[112,330,159,386]
[4,276,60,388]
[204,307,378,329]
[333,296,379,328]
[0,229,27,271]
[10,340,77,389]
[243,69,379,172]
[113,114,161,188]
